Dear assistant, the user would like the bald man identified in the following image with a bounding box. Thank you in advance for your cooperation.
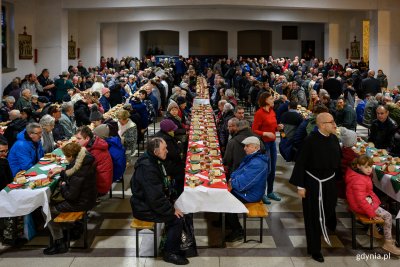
[289,112,341,262]
[14,89,32,111]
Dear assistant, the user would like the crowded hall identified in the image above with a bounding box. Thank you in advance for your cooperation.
[1,0,400,266]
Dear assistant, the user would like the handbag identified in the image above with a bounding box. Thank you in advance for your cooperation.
[50,183,65,204]
[180,214,198,258]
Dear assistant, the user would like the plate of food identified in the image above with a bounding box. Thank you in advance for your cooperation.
[209,168,224,177]
[187,163,201,174]
[14,171,28,184]
[209,149,219,156]
[186,175,204,188]
[189,144,203,154]
[190,154,201,163]
[28,177,52,189]
[42,153,57,161]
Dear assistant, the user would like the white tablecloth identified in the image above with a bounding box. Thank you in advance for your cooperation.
[0,186,52,226]
[372,170,400,219]
[175,186,248,214]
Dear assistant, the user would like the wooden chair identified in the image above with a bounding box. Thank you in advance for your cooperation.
[130,218,158,257]
[350,210,384,249]
[243,201,269,243]
[54,211,89,249]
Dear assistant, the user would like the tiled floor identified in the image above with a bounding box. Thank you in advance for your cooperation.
[1,123,398,266]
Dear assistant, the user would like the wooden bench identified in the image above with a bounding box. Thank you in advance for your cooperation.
[243,201,269,243]
[130,218,158,257]
[54,211,89,249]
[350,211,384,249]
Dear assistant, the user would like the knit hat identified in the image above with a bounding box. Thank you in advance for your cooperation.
[101,87,110,95]
[242,136,261,146]
[176,96,186,106]
[93,124,109,139]
[38,96,49,103]
[160,119,178,133]
[340,127,357,147]
[167,101,179,112]
[90,104,103,122]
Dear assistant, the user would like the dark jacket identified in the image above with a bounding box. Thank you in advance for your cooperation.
[55,148,97,212]
[109,84,124,107]
[361,77,381,96]
[99,95,111,113]
[335,105,357,130]
[323,78,342,100]
[74,100,91,127]
[3,118,27,147]
[154,130,184,177]
[0,158,13,190]
[218,110,235,149]
[130,152,175,223]
[368,118,398,150]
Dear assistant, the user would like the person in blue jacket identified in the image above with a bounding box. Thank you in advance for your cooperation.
[225,136,269,242]
[8,122,44,176]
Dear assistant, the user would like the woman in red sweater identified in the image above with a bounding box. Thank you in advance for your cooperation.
[252,92,281,204]
[345,155,400,255]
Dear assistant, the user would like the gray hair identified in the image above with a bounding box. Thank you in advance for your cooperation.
[237,119,250,130]
[225,89,234,97]
[26,122,42,134]
[9,109,21,120]
[61,101,74,113]
[39,114,55,127]
[223,103,234,113]
[218,99,227,106]
[228,117,239,127]
[5,96,15,103]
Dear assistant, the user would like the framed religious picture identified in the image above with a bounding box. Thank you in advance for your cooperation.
[18,26,33,60]
[350,36,360,60]
[68,35,76,59]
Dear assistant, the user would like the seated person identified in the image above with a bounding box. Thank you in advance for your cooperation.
[335,96,357,130]
[368,105,398,151]
[338,127,358,199]
[130,138,189,265]
[8,122,44,176]
[116,109,137,163]
[43,142,97,255]
[93,124,126,183]
[225,136,268,242]
[75,126,113,196]
[59,101,77,139]
[39,115,56,153]
[0,136,12,190]
[345,155,400,255]
[3,110,27,148]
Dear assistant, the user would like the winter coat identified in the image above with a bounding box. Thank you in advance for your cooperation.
[356,100,365,124]
[368,118,398,150]
[105,136,126,182]
[59,112,76,139]
[345,168,381,218]
[3,118,27,147]
[99,95,111,113]
[74,100,91,127]
[118,120,137,160]
[230,151,269,203]
[55,147,97,212]
[154,130,184,178]
[362,99,378,126]
[8,130,44,176]
[86,136,113,195]
[130,152,175,223]
[223,128,265,174]
[0,158,13,191]
[218,110,235,149]
[130,99,149,129]
[335,105,357,130]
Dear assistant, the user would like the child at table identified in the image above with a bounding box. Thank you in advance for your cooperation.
[345,155,400,255]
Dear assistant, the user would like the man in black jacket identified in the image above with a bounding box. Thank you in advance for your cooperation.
[368,105,398,151]
[3,110,27,147]
[323,70,342,100]
[361,70,381,97]
[130,137,189,265]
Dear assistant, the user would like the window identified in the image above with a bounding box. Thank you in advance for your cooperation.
[1,5,7,68]
[282,26,298,40]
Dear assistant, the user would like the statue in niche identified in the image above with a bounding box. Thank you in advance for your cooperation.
[68,35,76,59]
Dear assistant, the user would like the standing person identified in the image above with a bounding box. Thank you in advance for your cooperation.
[54,71,74,103]
[289,112,341,262]
[130,138,189,265]
[252,92,281,204]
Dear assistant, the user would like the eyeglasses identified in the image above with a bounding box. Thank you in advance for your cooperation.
[322,121,336,124]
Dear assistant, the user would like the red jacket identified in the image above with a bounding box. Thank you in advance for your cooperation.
[341,147,358,177]
[345,168,380,218]
[86,136,113,195]
[252,107,277,142]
